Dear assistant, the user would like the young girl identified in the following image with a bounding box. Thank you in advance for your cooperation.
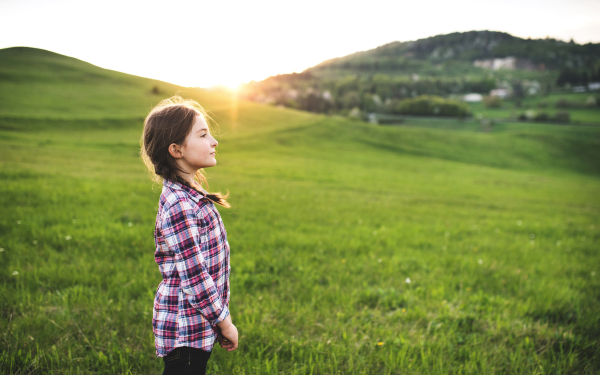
[141,96,238,375]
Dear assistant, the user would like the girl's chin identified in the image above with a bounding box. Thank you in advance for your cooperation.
[195,161,217,169]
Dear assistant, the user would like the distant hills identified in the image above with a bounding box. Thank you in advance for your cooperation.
[312,30,600,74]
[239,30,600,116]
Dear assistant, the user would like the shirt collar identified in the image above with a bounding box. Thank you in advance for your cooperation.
[163,178,207,203]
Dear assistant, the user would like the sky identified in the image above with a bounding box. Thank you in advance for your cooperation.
[1,0,599,88]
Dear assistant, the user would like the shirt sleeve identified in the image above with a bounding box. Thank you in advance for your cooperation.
[160,199,230,327]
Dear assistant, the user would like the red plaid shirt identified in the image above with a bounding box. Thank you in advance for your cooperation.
[152,179,230,356]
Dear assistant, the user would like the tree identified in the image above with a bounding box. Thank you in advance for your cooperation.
[483,95,503,108]
[394,95,470,117]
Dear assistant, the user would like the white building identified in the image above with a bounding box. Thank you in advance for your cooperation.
[474,57,517,70]
[490,89,509,99]
[463,93,483,102]
[589,82,600,91]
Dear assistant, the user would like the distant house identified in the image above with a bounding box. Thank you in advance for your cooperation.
[490,89,509,99]
[589,82,600,91]
[473,60,492,69]
[473,57,540,71]
[367,113,378,124]
[474,57,517,70]
[463,93,483,102]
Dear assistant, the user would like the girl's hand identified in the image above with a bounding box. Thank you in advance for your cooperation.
[217,324,238,351]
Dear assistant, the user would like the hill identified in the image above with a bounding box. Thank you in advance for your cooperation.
[239,31,600,117]
[0,47,599,374]
[0,47,320,135]
[313,30,600,74]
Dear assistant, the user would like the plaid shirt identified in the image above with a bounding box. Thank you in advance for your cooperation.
[152,179,230,357]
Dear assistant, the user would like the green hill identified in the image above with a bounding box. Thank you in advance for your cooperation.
[313,30,600,74]
[0,46,175,119]
[0,47,321,135]
[0,47,599,374]
[239,31,600,116]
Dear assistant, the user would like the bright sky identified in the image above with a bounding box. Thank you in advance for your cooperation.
[1,0,599,88]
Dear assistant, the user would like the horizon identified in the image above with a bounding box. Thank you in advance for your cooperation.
[2,30,594,91]
[1,0,599,88]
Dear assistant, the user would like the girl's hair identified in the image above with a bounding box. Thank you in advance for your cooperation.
[141,96,230,208]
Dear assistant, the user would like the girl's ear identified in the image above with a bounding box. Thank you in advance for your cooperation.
[168,143,183,159]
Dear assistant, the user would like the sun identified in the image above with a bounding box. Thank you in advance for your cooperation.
[221,80,242,91]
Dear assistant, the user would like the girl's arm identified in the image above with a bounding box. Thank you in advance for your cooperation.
[161,199,230,327]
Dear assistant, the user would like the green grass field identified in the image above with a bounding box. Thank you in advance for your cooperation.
[1,47,599,374]
[467,92,600,124]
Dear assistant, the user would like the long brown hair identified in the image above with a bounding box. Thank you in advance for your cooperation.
[141,96,230,208]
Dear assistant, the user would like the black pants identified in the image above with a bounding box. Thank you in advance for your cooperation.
[163,346,212,375]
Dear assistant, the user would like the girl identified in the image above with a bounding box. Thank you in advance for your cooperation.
[141,96,238,375]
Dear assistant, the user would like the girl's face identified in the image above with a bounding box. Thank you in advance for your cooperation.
[178,115,218,171]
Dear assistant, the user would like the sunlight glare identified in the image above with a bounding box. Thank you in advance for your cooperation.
[223,80,242,91]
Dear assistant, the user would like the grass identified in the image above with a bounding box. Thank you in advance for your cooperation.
[1,47,600,374]
[467,92,600,124]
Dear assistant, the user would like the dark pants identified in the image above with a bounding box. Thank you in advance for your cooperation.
[163,346,212,375]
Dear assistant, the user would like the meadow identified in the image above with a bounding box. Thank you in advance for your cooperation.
[467,92,600,124]
[1,47,599,374]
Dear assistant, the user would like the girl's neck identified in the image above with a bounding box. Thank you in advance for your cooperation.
[176,171,196,186]
[177,174,205,193]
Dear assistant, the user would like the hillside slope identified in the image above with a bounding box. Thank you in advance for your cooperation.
[0,47,317,136]
[239,31,600,116]
[313,30,600,74]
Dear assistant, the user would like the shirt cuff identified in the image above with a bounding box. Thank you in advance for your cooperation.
[213,304,230,327]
